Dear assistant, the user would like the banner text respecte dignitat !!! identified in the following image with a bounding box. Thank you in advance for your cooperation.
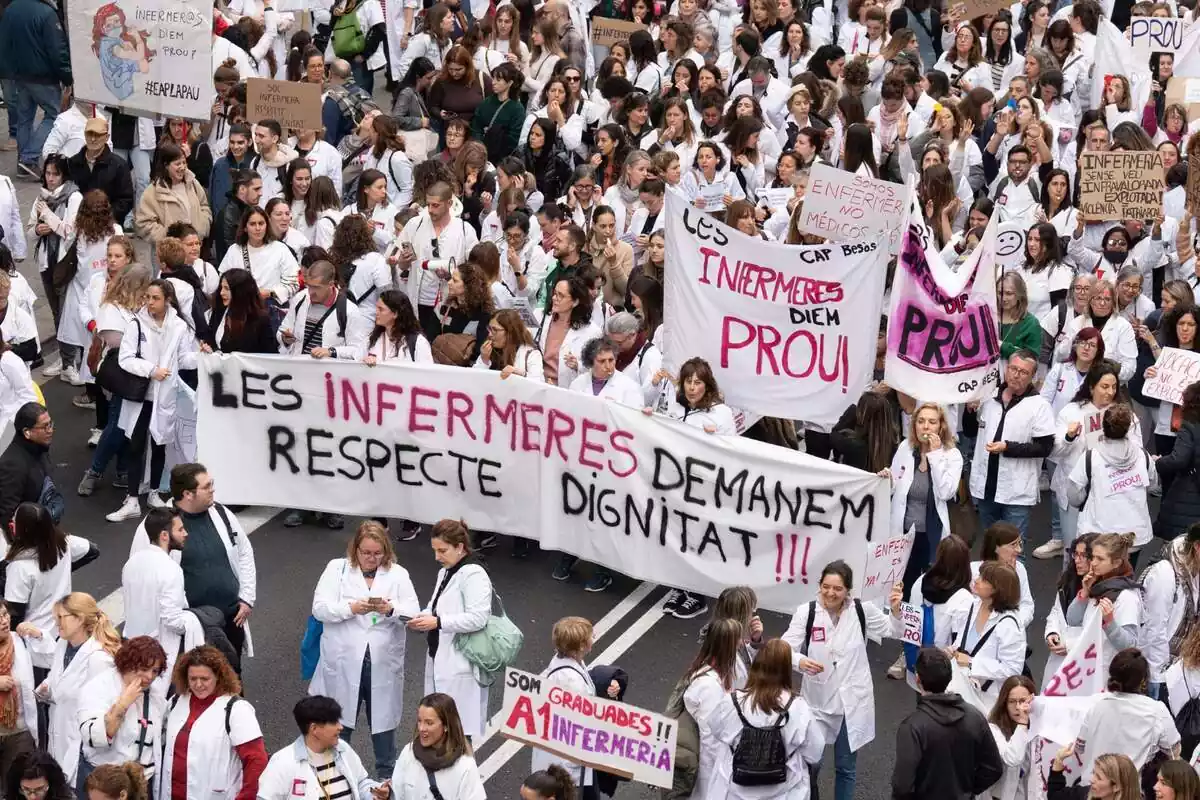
[195,354,889,613]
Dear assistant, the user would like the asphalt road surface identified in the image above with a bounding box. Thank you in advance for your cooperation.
[29,365,1133,800]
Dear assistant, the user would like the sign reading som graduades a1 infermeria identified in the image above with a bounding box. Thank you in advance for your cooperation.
[663,192,888,425]
[196,354,889,613]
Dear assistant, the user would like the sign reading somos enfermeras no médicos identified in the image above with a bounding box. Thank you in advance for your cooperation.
[196,354,890,614]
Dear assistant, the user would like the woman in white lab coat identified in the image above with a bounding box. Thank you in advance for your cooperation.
[681,617,741,800]
[947,561,1027,705]
[533,277,602,388]
[970,523,1035,628]
[890,535,976,681]
[36,592,121,785]
[707,639,826,800]
[883,402,962,569]
[57,190,121,384]
[1064,532,1142,656]
[158,645,268,800]
[1042,533,1098,688]
[530,616,606,790]
[783,560,899,800]
[311,522,421,778]
[389,692,486,800]
[982,675,1035,800]
[568,338,643,407]
[0,339,36,431]
[407,520,492,740]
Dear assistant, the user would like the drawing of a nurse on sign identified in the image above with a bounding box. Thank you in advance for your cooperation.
[90,3,155,101]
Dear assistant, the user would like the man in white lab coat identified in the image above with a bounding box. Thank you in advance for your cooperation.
[121,507,190,677]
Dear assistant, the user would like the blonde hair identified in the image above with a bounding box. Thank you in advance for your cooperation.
[101,264,152,311]
[56,592,122,657]
[552,616,593,659]
[1092,753,1140,800]
[906,402,957,448]
[346,520,396,569]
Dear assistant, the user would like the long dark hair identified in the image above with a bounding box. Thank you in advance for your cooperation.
[676,357,723,410]
[852,392,896,474]
[687,617,741,691]
[152,142,187,187]
[1057,532,1098,604]
[368,290,421,355]
[282,158,312,205]
[628,275,663,339]
[8,502,68,571]
[842,123,878,178]
[987,675,1035,738]
[922,535,972,597]
[1069,359,1126,405]
[5,751,72,800]
[216,268,267,340]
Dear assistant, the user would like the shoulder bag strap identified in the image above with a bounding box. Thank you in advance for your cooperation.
[132,691,153,765]
[801,601,817,655]
[300,299,340,353]
[425,767,446,800]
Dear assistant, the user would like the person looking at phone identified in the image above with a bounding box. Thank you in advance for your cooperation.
[309,521,421,779]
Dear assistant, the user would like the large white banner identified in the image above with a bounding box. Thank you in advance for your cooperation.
[68,0,212,119]
[196,354,889,613]
[663,192,888,425]
[884,196,1001,404]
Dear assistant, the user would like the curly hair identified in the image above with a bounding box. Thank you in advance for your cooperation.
[171,645,241,697]
[75,189,115,243]
[447,261,495,316]
[114,635,167,675]
[87,763,147,800]
[329,214,376,273]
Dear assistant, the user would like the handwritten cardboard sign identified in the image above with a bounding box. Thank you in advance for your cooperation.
[1142,346,1200,405]
[1078,150,1163,221]
[799,163,907,255]
[1131,16,1192,59]
[500,667,677,787]
[899,602,923,646]
[858,526,915,604]
[590,16,647,48]
[949,0,1014,25]
[246,77,323,132]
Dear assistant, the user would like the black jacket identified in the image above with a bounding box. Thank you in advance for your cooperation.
[213,195,249,266]
[0,434,51,528]
[1046,768,1089,800]
[1155,420,1200,539]
[66,147,135,224]
[891,692,1003,800]
[0,0,70,85]
[206,306,279,354]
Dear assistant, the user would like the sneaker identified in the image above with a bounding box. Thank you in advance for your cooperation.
[670,592,708,619]
[477,533,498,550]
[323,513,345,530]
[584,573,614,593]
[87,428,102,447]
[41,360,63,378]
[61,366,83,386]
[73,393,96,410]
[396,521,421,542]
[551,556,576,582]
[112,472,129,489]
[662,589,684,615]
[1032,540,1064,560]
[77,469,100,497]
[283,510,306,528]
[105,497,142,522]
[886,653,906,680]
[16,162,39,181]
[146,491,169,509]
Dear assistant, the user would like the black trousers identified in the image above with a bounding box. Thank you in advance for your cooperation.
[124,403,166,498]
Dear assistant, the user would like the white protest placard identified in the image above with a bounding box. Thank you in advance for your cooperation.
[1187,81,1200,103]
[1131,16,1192,59]
[698,183,727,210]
[885,194,1001,404]
[799,163,908,255]
[996,221,1027,272]
[663,191,888,425]
[759,187,794,210]
[1091,19,1153,115]
[899,602,922,645]
[857,526,914,604]
[197,354,889,614]
[1142,346,1200,405]
[500,668,676,787]
[67,0,212,120]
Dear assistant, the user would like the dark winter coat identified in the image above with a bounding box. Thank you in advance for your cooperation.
[1154,420,1200,539]
[891,691,1003,800]
[66,147,136,224]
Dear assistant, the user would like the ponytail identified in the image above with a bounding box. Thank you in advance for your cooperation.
[522,765,576,800]
[92,610,123,657]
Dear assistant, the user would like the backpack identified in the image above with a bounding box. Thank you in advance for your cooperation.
[331,3,366,59]
[165,694,241,737]
[661,674,701,800]
[994,175,1040,206]
[1176,670,1200,760]
[729,693,796,786]
[801,599,866,653]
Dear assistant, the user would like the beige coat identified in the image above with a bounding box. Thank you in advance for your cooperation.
[134,173,212,242]
[587,238,634,307]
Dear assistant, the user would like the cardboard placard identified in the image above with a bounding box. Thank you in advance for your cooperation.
[590,16,647,48]
[1188,158,1200,216]
[1165,76,1200,121]
[949,0,1013,25]
[246,77,323,132]
[798,162,907,255]
[1078,150,1163,221]
[1130,16,1191,59]
[1142,347,1200,405]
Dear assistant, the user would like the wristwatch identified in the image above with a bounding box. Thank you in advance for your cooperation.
[328,348,338,359]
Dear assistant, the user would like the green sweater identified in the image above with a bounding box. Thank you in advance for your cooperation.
[470,96,525,163]
[1000,314,1044,360]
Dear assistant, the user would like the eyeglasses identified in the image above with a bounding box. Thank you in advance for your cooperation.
[565,75,582,82]
[19,785,48,798]
[1007,365,1034,377]
[31,421,53,432]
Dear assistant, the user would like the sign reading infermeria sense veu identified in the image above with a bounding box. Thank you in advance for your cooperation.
[1078,151,1164,221]
[195,354,889,613]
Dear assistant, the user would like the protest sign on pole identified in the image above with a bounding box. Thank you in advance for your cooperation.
[948,0,1011,23]
[1131,16,1192,58]
[662,191,887,425]
[197,354,889,614]
[67,0,212,119]
[798,163,908,255]
[246,78,324,131]
[996,221,1027,272]
[1079,151,1164,221]
[1141,347,1200,405]
[500,668,676,787]
[884,195,1001,404]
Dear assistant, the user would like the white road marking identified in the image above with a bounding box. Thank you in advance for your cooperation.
[478,594,670,782]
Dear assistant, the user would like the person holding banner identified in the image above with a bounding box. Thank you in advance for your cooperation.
[1066,533,1142,655]
[981,674,1035,800]
[782,560,900,800]
[529,616,603,792]
[1043,533,1099,685]
[1047,751,1140,800]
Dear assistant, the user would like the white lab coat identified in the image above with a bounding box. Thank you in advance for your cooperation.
[42,637,114,783]
[156,693,263,800]
[707,690,826,800]
[781,599,897,752]
[683,667,728,800]
[277,290,372,359]
[0,176,25,260]
[58,228,120,348]
[6,536,93,668]
[1054,313,1138,382]
[423,563,492,739]
[534,319,602,388]
[568,370,643,407]
[115,307,198,448]
[947,598,1026,703]
[530,655,595,787]
[0,636,39,742]
[985,722,1032,800]
[970,560,1035,629]
[120,546,188,677]
[968,391,1056,506]
[390,744,486,800]
[0,351,36,429]
[310,558,421,734]
[886,445,962,539]
[260,737,380,800]
[78,667,169,771]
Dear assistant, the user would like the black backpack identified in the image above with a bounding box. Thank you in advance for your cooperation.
[1176,671,1200,760]
[729,693,795,786]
